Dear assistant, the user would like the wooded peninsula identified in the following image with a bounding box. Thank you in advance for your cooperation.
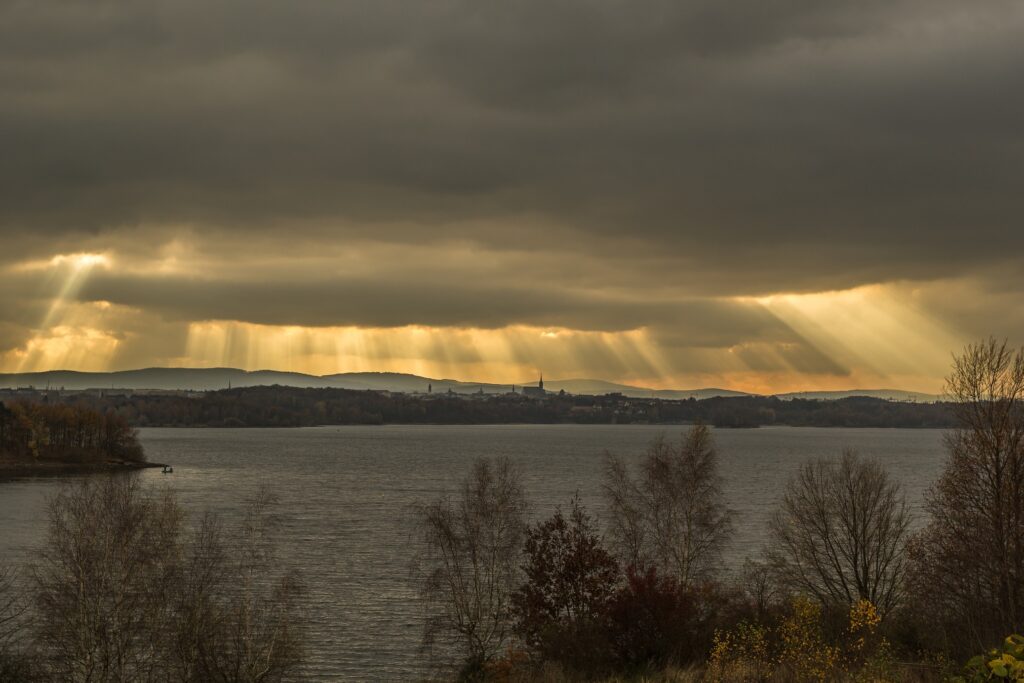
[0,401,148,477]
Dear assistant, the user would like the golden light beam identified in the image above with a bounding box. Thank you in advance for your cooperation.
[183,321,666,384]
[748,284,961,392]
[14,254,115,373]
[36,253,110,330]
[4,250,964,394]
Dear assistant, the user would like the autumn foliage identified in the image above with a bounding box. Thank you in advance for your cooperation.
[509,497,724,677]
[0,400,143,463]
[512,495,620,674]
[606,566,720,669]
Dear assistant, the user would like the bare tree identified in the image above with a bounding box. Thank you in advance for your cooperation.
[0,563,34,680]
[603,456,647,569]
[29,477,304,683]
[736,557,784,622]
[909,338,1024,647]
[0,565,26,652]
[168,511,231,682]
[33,476,183,682]
[193,487,305,683]
[769,450,911,615]
[603,424,733,585]
[415,457,528,678]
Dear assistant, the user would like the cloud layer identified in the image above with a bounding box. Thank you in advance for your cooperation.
[1,0,1023,390]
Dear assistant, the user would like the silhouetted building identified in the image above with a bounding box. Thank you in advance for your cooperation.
[521,373,547,398]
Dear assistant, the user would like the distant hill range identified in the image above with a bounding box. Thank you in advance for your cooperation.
[0,368,940,402]
[775,389,940,402]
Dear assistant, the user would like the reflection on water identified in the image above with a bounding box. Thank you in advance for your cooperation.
[0,425,946,680]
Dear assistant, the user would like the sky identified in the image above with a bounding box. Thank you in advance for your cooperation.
[1,1,1023,393]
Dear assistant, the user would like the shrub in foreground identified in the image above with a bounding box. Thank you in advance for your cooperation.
[707,597,894,683]
[956,635,1024,681]
[512,495,620,676]
[606,566,720,670]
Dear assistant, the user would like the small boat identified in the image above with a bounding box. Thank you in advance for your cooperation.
[161,465,174,474]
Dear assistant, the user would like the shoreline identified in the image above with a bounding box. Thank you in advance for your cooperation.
[0,459,165,480]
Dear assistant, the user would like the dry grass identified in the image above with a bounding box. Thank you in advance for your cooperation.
[503,664,704,683]
[496,661,948,683]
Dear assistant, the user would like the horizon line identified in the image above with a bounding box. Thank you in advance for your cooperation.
[0,365,944,398]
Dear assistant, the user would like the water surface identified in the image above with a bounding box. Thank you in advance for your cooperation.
[0,425,948,680]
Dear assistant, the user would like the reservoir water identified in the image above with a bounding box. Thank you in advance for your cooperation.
[0,425,948,680]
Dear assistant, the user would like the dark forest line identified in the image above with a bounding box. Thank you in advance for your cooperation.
[4,386,958,429]
[0,402,143,462]
[0,401,150,477]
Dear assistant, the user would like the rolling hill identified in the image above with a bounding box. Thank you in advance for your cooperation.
[0,368,939,402]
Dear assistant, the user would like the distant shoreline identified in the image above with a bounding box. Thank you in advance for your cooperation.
[3,385,959,429]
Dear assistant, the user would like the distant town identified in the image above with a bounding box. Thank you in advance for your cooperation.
[0,380,956,429]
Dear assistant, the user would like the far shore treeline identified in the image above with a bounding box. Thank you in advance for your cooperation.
[1,386,955,429]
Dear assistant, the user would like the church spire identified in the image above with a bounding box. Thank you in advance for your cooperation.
[539,372,543,390]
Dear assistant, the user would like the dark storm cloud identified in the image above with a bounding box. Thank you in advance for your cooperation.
[72,270,796,339]
[2,0,1024,328]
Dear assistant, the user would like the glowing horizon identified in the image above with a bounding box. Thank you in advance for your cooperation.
[0,250,968,395]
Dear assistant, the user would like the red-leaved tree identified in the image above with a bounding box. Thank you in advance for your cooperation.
[512,495,620,674]
[606,565,720,668]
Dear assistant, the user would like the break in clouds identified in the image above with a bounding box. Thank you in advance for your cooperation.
[2,0,1024,390]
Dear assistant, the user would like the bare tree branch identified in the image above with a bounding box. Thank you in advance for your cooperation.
[603,424,733,586]
[769,450,911,616]
[910,338,1024,649]
[414,457,527,677]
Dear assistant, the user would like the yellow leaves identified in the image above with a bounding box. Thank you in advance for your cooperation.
[847,599,882,660]
[706,621,772,683]
[849,598,881,635]
[706,598,890,683]
[955,634,1024,680]
[777,597,841,682]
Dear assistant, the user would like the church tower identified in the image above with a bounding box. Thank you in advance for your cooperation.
[539,373,544,391]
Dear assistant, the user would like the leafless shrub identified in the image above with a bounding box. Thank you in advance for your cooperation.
[30,476,303,682]
[736,557,784,621]
[33,476,183,681]
[415,457,528,677]
[0,563,35,680]
[192,487,305,683]
[769,450,911,615]
[0,565,27,651]
[603,424,733,585]
[909,338,1024,649]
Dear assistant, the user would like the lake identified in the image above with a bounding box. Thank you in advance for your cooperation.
[0,425,948,680]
